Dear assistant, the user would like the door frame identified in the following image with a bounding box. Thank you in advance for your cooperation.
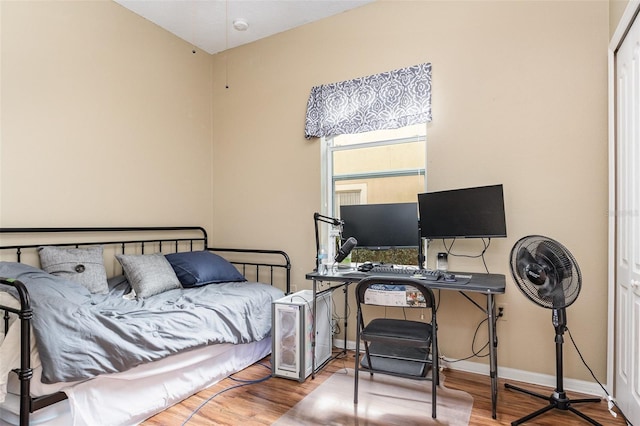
[608,0,640,398]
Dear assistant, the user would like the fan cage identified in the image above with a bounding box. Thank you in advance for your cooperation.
[509,236,581,310]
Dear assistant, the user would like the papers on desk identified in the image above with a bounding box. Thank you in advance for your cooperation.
[364,284,426,307]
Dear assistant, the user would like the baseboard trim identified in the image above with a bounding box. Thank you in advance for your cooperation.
[334,339,606,397]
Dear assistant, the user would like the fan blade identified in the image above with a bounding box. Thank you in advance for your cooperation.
[516,246,547,285]
[536,274,558,300]
[515,247,536,279]
[536,241,572,282]
[534,241,573,307]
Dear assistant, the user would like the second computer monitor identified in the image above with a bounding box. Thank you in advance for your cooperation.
[340,202,419,250]
[418,184,507,239]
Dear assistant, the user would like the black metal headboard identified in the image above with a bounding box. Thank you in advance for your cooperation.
[0,226,290,293]
[0,226,208,261]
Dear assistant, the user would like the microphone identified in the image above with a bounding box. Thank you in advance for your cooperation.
[335,237,357,263]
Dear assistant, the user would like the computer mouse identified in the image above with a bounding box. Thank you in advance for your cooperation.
[444,273,456,282]
[358,261,374,272]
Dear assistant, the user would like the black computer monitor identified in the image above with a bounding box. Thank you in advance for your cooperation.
[418,184,507,239]
[340,202,419,250]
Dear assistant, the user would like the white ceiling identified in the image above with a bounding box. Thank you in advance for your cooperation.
[114,0,375,55]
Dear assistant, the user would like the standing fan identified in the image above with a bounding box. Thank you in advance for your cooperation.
[505,235,602,426]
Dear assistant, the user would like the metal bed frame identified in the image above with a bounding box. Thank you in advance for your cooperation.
[0,226,291,426]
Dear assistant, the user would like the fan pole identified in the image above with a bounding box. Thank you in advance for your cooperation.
[505,308,603,425]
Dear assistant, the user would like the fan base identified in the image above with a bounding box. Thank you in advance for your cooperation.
[505,383,602,426]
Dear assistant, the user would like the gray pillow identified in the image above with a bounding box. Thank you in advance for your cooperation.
[115,253,181,299]
[38,246,109,294]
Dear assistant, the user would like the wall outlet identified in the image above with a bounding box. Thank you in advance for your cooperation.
[497,304,507,321]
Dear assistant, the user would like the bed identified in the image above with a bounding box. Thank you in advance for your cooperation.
[0,227,291,426]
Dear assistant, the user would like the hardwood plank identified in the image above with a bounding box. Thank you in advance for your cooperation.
[142,351,625,425]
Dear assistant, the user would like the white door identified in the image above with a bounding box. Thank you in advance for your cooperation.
[615,12,640,423]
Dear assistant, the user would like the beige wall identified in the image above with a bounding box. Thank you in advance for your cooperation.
[0,0,214,229]
[212,0,609,382]
[0,0,610,384]
[610,0,629,38]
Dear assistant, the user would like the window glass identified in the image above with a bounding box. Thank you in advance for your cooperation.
[323,124,427,265]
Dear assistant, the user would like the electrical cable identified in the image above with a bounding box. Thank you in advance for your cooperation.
[331,294,351,335]
[228,362,271,383]
[443,238,491,273]
[332,345,350,360]
[439,287,493,364]
[566,327,634,426]
[442,316,490,364]
[181,362,272,426]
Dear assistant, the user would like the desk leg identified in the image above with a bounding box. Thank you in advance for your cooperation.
[487,293,498,419]
[311,279,317,379]
[343,283,349,353]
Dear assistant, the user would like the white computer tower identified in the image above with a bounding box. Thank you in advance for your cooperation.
[272,290,332,381]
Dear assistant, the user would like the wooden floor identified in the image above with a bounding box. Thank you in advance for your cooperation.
[142,350,627,426]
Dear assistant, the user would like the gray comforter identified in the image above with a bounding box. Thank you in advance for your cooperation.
[0,262,284,384]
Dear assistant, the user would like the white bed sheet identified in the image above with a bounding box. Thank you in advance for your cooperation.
[0,337,272,426]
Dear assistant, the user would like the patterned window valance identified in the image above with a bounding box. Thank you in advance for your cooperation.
[304,63,432,139]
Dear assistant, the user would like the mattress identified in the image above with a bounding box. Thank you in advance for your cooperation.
[0,337,271,426]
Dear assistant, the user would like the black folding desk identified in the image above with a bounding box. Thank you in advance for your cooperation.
[305,269,506,419]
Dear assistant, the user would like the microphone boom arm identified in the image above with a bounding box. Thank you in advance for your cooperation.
[313,212,343,272]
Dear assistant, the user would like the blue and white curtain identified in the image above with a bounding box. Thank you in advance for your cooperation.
[304,63,432,139]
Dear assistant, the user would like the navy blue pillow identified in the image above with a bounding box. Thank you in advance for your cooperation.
[165,251,246,287]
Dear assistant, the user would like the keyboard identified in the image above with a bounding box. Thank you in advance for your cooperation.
[368,265,443,281]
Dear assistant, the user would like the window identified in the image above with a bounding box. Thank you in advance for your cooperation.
[321,124,427,264]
